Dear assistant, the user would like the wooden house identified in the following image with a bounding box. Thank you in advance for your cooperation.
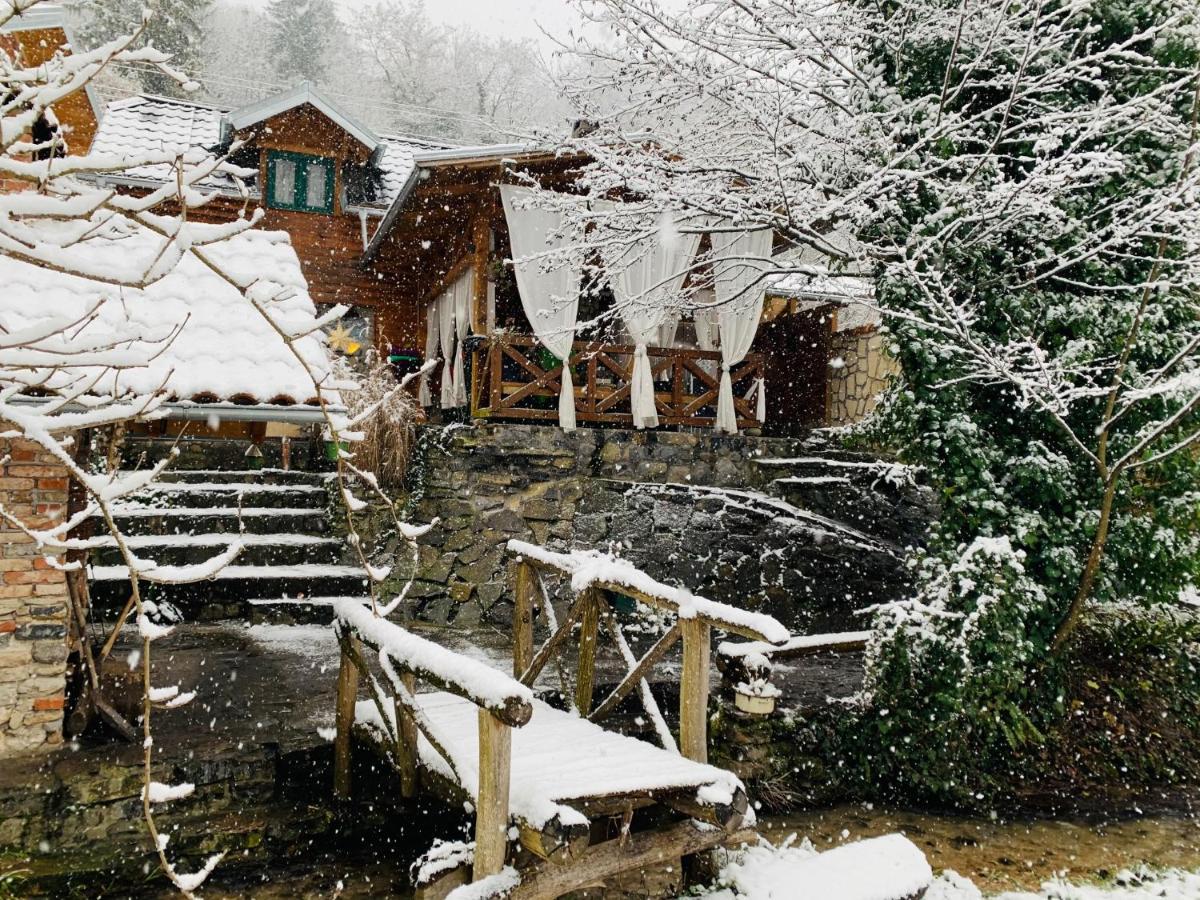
[88,85,892,437]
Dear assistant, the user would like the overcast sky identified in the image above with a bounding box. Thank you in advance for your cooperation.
[237,0,584,48]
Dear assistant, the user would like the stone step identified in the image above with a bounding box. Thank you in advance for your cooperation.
[89,573,371,620]
[106,507,333,536]
[131,468,331,486]
[115,482,328,510]
[90,533,343,569]
[245,596,367,626]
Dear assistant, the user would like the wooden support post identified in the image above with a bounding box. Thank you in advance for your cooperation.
[474,710,512,880]
[574,589,601,716]
[472,216,490,335]
[334,638,361,801]
[513,562,536,679]
[397,670,419,798]
[679,619,712,763]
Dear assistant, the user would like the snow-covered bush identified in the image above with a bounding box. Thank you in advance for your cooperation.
[851,538,1050,801]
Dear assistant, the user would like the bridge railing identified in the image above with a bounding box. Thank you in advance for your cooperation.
[505,539,789,764]
[332,599,535,881]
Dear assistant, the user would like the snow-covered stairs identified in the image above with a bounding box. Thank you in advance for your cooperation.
[89,468,370,621]
[753,447,935,548]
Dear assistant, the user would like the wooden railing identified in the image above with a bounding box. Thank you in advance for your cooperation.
[507,539,789,764]
[333,600,535,882]
[469,333,764,429]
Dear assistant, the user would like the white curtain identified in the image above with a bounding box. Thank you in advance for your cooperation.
[601,212,702,429]
[430,268,473,410]
[437,283,457,408]
[712,228,773,433]
[452,269,471,408]
[419,296,440,406]
[500,185,582,431]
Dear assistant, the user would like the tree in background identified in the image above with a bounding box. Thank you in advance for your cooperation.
[265,0,340,85]
[76,0,211,95]
[553,0,1200,801]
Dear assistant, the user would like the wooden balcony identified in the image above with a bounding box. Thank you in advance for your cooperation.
[468,333,764,429]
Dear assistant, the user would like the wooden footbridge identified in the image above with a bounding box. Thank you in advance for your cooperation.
[331,540,792,899]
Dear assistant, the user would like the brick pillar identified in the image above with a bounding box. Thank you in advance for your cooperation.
[0,434,70,756]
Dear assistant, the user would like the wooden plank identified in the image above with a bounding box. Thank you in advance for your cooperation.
[589,622,681,723]
[513,561,536,678]
[397,670,419,798]
[519,819,591,865]
[574,588,601,716]
[679,618,712,764]
[512,820,755,900]
[472,215,490,334]
[474,710,512,880]
[334,638,361,800]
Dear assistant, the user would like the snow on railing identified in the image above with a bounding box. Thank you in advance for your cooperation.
[505,539,790,644]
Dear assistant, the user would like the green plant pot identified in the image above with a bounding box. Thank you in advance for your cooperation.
[324,440,350,462]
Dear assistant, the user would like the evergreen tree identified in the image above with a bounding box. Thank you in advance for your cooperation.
[266,0,339,85]
[79,0,211,96]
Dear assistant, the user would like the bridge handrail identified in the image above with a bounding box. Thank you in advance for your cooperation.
[334,599,533,727]
[505,539,789,644]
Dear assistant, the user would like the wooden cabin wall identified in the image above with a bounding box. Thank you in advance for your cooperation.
[0,27,99,152]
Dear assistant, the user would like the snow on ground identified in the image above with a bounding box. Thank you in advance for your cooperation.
[236,622,338,661]
[692,837,1200,900]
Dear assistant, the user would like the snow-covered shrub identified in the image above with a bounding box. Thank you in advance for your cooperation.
[851,538,1052,801]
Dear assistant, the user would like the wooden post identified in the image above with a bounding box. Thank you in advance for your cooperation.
[474,710,512,880]
[513,562,536,678]
[334,638,361,800]
[679,619,712,763]
[472,215,490,335]
[397,670,419,798]
[574,589,601,716]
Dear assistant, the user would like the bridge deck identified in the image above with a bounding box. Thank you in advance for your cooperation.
[358,692,741,829]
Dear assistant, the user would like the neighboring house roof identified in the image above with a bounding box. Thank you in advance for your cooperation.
[767,272,880,332]
[89,93,442,207]
[0,225,334,407]
[223,81,381,154]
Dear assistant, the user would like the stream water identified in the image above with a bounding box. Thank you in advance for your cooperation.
[761,805,1200,893]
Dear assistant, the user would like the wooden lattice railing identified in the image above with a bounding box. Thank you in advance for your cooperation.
[469,333,765,429]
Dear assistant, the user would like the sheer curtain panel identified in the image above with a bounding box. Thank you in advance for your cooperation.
[500,185,582,431]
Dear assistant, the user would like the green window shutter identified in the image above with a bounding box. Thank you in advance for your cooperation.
[267,150,334,213]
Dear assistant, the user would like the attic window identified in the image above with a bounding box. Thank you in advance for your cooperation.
[267,150,334,213]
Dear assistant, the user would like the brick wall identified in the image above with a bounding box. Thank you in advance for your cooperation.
[0,434,70,756]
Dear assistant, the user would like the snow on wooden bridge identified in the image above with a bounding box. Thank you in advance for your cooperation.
[331,540,791,900]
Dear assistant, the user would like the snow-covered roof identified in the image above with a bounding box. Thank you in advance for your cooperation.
[89,94,438,207]
[224,81,381,153]
[766,271,881,331]
[0,224,334,406]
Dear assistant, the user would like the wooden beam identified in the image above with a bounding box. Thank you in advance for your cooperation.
[518,817,591,865]
[520,589,592,687]
[574,589,601,716]
[472,214,490,334]
[512,820,755,900]
[513,561,536,678]
[334,638,361,801]
[474,710,513,880]
[661,785,748,832]
[589,622,680,723]
[679,619,712,764]
[397,670,419,798]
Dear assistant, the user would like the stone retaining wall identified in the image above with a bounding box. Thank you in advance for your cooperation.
[828,328,899,426]
[0,435,70,756]
[401,424,921,633]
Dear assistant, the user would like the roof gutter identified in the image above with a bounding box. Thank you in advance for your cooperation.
[162,402,341,426]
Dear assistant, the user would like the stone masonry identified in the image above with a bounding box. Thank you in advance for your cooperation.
[828,327,900,426]
[0,433,70,757]
[400,424,931,633]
